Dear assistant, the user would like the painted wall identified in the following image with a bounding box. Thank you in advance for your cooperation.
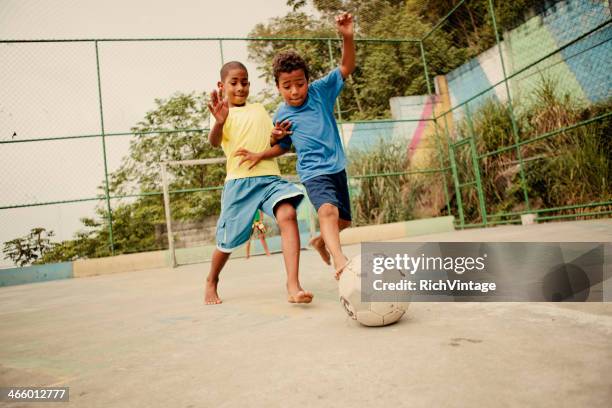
[379,0,611,157]
[447,0,611,112]
[0,262,72,287]
[340,95,436,156]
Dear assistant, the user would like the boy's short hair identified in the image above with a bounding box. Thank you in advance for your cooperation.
[220,61,248,81]
[272,50,309,85]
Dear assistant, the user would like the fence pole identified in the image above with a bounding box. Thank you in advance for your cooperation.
[94,40,115,254]
[328,38,354,219]
[487,0,531,211]
[218,39,224,65]
[161,163,176,267]
[442,113,465,227]
[420,40,451,216]
[328,39,345,144]
[465,103,488,225]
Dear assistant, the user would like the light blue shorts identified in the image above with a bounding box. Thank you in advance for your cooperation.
[216,176,304,252]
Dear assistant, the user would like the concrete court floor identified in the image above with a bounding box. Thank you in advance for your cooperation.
[0,219,611,408]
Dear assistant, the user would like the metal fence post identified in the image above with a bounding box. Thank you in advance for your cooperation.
[218,39,224,65]
[328,38,353,220]
[328,39,345,144]
[487,0,531,211]
[442,113,465,227]
[420,40,451,216]
[161,163,176,267]
[94,40,115,254]
[465,103,488,225]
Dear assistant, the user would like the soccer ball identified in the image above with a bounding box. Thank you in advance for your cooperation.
[338,254,410,327]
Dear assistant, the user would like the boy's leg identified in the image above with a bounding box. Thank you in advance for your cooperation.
[303,170,353,278]
[274,202,313,303]
[260,176,310,303]
[309,235,331,265]
[245,238,251,259]
[309,218,351,265]
[317,204,351,279]
[205,249,231,305]
[206,178,262,305]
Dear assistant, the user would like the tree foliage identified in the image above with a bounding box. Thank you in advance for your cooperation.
[109,92,228,222]
[249,1,464,119]
[20,93,227,265]
[249,0,546,119]
[2,228,56,267]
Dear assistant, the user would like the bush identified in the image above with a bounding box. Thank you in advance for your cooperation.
[449,77,612,223]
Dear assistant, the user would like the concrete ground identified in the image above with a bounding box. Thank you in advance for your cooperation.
[1,219,611,407]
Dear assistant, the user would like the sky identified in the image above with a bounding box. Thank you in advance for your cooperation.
[0,0,311,267]
[0,0,294,39]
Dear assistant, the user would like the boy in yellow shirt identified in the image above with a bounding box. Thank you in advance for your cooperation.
[205,61,312,305]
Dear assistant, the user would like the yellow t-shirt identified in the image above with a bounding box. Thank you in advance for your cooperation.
[211,103,281,180]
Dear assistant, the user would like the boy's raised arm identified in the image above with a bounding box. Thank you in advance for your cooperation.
[207,89,229,147]
[336,13,355,79]
[208,121,224,147]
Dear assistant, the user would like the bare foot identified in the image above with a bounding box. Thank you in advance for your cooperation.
[204,278,222,305]
[287,288,314,304]
[309,236,331,265]
[287,285,314,303]
[334,257,351,281]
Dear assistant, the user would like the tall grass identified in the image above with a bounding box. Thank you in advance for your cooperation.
[347,140,409,225]
[453,77,611,222]
[347,76,611,227]
[346,139,445,226]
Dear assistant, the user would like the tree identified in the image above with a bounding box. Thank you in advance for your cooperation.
[4,89,300,265]
[109,91,227,222]
[2,228,56,267]
[248,1,466,119]
[248,0,549,120]
[25,92,228,263]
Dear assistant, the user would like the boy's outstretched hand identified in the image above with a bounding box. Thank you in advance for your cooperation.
[208,88,229,125]
[235,148,264,170]
[270,120,292,145]
[335,12,353,37]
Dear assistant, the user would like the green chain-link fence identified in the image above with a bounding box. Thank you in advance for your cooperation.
[1,0,610,267]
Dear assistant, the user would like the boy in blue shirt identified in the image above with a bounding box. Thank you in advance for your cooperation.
[266,12,356,279]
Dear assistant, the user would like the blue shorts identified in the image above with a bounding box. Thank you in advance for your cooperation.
[302,169,352,222]
[216,176,304,252]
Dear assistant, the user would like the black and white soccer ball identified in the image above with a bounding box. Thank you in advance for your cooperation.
[338,254,410,326]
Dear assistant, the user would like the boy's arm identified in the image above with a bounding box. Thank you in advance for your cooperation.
[208,121,224,147]
[336,13,356,79]
[207,89,229,147]
[234,144,289,170]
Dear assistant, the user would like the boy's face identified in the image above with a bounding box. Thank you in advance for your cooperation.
[277,69,308,107]
[218,68,249,107]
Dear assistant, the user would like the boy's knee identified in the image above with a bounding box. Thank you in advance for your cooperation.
[318,203,338,219]
[275,204,297,224]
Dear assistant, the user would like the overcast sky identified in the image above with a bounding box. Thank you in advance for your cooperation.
[0,0,298,39]
[0,0,311,267]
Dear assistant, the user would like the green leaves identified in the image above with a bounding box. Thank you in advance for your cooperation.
[3,92,229,266]
[251,1,475,119]
[111,92,217,196]
[2,228,56,267]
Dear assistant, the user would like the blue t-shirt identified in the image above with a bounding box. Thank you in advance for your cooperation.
[274,68,346,182]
